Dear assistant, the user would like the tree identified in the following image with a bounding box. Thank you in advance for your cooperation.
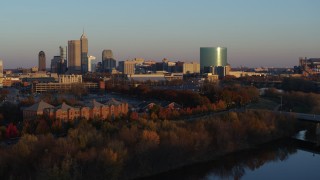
[35,119,50,134]
[129,112,139,121]
[138,130,160,151]
[6,123,19,139]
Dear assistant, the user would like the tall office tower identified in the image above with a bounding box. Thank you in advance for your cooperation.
[51,56,61,73]
[38,51,46,71]
[80,32,88,74]
[200,47,227,73]
[58,46,67,74]
[88,55,96,72]
[68,40,81,72]
[0,59,3,75]
[102,49,116,73]
[119,60,136,75]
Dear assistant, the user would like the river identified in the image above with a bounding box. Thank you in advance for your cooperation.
[142,130,320,180]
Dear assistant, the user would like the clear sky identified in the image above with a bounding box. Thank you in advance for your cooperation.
[0,0,319,69]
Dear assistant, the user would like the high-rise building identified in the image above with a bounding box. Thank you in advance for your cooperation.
[68,40,81,72]
[51,56,61,73]
[0,60,3,75]
[38,51,46,71]
[88,56,96,72]
[58,46,67,74]
[0,60,3,87]
[119,60,136,75]
[102,49,116,73]
[80,32,88,74]
[200,47,227,73]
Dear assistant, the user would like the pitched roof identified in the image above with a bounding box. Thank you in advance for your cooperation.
[105,98,122,106]
[161,102,182,109]
[137,102,156,109]
[87,99,105,108]
[56,102,74,111]
[24,100,54,112]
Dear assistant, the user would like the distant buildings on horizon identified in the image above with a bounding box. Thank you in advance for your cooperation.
[2,31,317,87]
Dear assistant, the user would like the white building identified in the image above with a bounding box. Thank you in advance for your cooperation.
[88,55,96,72]
[58,74,82,84]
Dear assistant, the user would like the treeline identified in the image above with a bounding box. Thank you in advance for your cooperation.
[0,110,298,179]
[200,83,259,107]
[282,77,318,93]
[264,88,320,113]
[107,83,259,109]
[108,84,211,107]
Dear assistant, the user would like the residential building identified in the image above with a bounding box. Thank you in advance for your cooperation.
[24,99,128,121]
[23,100,55,120]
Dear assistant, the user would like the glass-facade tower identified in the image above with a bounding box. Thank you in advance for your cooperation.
[200,47,227,73]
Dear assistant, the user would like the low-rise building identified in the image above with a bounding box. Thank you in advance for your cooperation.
[23,99,128,121]
[23,100,55,120]
[35,82,98,93]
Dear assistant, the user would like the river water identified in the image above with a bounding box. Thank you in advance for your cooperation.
[144,130,320,180]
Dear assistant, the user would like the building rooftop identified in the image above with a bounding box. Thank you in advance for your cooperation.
[24,100,54,112]
[87,99,105,108]
[56,102,74,111]
[105,98,122,106]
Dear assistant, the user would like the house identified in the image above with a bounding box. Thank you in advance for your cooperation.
[23,100,54,120]
[161,102,182,110]
[23,98,129,121]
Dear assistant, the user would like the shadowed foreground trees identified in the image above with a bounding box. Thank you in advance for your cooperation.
[0,110,298,179]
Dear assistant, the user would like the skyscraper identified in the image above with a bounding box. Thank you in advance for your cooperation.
[38,51,46,71]
[68,40,81,72]
[51,56,60,73]
[0,59,3,74]
[200,47,227,73]
[102,49,116,73]
[88,55,96,72]
[58,46,67,74]
[80,32,88,74]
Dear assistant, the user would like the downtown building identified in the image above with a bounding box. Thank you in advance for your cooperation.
[118,60,136,75]
[68,32,88,74]
[38,51,46,72]
[200,47,228,79]
[50,46,67,74]
[102,49,116,73]
[34,74,98,93]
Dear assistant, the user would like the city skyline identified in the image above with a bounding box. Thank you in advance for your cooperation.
[1,0,320,69]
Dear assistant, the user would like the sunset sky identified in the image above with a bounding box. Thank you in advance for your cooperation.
[1,0,319,68]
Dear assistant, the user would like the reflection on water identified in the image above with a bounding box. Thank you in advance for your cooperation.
[145,137,320,180]
[202,143,296,180]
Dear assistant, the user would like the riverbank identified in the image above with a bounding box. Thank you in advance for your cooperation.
[0,110,298,179]
[137,138,303,180]
[123,111,299,179]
